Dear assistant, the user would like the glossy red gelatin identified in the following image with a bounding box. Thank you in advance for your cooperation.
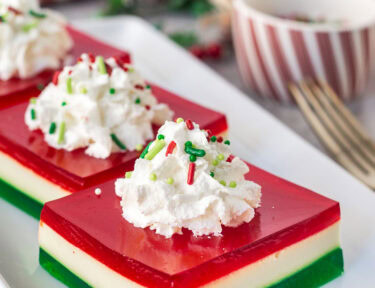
[0,86,227,192]
[41,163,341,287]
[0,26,131,101]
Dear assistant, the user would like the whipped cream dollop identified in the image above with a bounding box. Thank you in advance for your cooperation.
[25,54,173,159]
[0,0,73,80]
[115,120,261,238]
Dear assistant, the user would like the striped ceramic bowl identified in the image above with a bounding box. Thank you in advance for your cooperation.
[232,0,375,102]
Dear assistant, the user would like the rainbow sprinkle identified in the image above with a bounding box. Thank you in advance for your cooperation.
[145,140,166,160]
[229,181,237,188]
[49,122,56,134]
[57,121,66,144]
[30,109,36,120]
[29,10,46,18]
[140,141,153,159]
[150,173,157,181]
[111,134,126,150]
[97,56,107,74]
[66,78,73,94]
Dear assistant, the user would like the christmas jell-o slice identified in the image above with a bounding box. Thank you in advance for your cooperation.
[39,120,343,288]
[0,56,227,218]
[0,0,130,99]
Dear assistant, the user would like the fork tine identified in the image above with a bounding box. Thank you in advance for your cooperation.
[288,83,375,189]
[299,80,374,174]
[318,79,375,153]
[308,80,375,166]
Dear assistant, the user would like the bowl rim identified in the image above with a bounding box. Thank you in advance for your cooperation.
[234,0,375,32]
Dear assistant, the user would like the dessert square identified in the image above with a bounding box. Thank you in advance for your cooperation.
[0,26,131,100]
[39,163,343,288]
[0,86,227,219]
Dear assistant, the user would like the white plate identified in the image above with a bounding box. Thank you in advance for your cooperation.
[0,16,374,288]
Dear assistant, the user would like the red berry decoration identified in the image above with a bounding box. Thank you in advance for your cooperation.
[189,45,206,59]
[206,43,222,59]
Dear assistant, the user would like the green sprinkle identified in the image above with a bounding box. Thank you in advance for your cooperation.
[58,121,66,144]
[111,133,126,150]
[166,177,174,185]
[229,181,237,188]
[224,140,231,145]
[185,145,206,157]
[135,144,143,152]
[125,171,132,179]
[212,159,219,166]
[210,171,215,177]
[135,98,141,104]
[29,10,46,18]
[109,88,116,95]
[219,180,226,186]
[22,20,38,32]
[37,83,44,91]
[49,122,56,134]
[128,67,134,73]
[190,154,197,162]
[150,173,157,181]
[158,134,165,140]
[66,78,73,94]
[30,109,36,120]
[140,141,153,159]
[185,141,192,147]
[211,136,217,142]
[146,85,151,89]
[217,154,225,161]
[80,87,88,94]
[61,102,67,106]
[176,117,184,123]
[97,56,107,74]
[145,140,166,160]
[30,97,37,104]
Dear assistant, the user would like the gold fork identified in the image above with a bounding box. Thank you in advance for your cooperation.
[288,79,375,189]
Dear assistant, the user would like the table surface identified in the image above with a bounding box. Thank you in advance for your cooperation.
[53,0,375,156]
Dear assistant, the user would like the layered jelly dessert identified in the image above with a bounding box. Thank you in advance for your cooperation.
[39,120,343,287]
[0,0,130,99]
[0,58,227,218]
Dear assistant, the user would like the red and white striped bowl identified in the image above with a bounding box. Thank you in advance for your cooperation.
[232,0,375,102]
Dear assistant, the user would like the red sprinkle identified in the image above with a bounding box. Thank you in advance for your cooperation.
[76,57,83,63]
[68,70,72,75]
[123,66,129,72]
[206,129,213,137]
[105,63,113,76]
[187,162,196,185]
[52,71,61,86]
[206,43,222,59]
[189,45,206,59]
[135,84,144,90]
[8,7,22,15]
[165,141,176,156]
[226,154,235,163]
[217,136,223,143]
[88,53,96,63]
[186,119,194,130]
[145,105,151,110]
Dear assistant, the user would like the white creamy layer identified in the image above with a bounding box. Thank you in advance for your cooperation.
[0,0,72,80]
[25,54,173,159]
[39,221,341,288]
[0,150,70,204]
[115,120,261,238]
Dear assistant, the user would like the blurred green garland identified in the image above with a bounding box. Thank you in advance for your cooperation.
[102,0,214,16]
